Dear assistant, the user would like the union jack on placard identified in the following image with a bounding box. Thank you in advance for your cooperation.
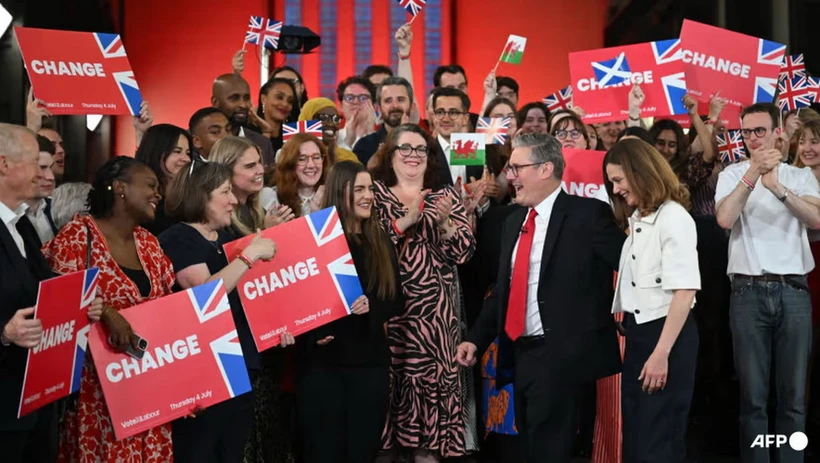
[652,39,688,115]
[188,279,231,323]
[754,39,787,104]
[543,86,573,112]
[92,33,142,115]
[717,129,747,165]
[397,0,426,16]
[72,267,100,393]
[778,75,815,112]
[210,330,251,398]
[476,117,511,145]
[306,207,364,312]
[245,16,283,50]
[283,120,324,141]
[780,53,806,81]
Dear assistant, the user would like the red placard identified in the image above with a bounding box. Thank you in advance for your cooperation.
[222,207,364,351]
[560,148,606,199]
[14,27,143,115]
[18,268,99,418]
[680,20,785,128]
[89,280,251,440]
[569,40,687,124]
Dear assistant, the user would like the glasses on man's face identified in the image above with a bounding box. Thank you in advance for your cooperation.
[343,94,371,104]
[505,162,545,177]
[297,154,324,166]
[433,109,465,120]
[316,113,342,124]
[741,127,770,139]
[554,129,583,140]
[395,144,429,158]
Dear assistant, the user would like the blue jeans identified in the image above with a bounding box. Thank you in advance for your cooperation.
[730,276,812,463]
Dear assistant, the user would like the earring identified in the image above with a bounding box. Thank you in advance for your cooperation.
[120,194,125,199]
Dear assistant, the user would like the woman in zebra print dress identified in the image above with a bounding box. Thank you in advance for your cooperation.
[372,124,477,461]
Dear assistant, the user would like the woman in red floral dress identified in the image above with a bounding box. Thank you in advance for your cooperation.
[43,157,176,462]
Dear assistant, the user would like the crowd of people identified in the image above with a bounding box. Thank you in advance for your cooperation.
[2,21,820,463]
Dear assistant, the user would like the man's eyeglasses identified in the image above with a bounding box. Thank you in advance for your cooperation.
[554,129,583,140]
[342,94,371,104]
[740,127,770,139]
[395,144,429,158]
[297,154,324,166]
[433,109,466,119]
[505,162,545,177]
[316,114,342,124]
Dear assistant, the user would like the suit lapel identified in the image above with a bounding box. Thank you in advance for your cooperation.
[538,191,567,284]
[0,221,37,300]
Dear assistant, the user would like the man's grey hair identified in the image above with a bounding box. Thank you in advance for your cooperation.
[512,133,565,179]
[0,123,36,161]
[376,76,414,105]
[51,182,92,230]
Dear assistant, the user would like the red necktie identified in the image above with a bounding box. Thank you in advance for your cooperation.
[505,209,538,341]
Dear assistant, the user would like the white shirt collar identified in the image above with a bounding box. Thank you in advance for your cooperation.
[532,186,561,218]
[438,134,450,152]
[238,126,245,138]
[0,201,29,228]
[26,198,47,215]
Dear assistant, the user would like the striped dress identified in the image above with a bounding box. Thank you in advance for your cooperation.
[373,181,478,457]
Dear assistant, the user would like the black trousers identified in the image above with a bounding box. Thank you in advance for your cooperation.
[622,312,699,463]
[0,403,58,463]
[297,366,389,463]
[513,337,579,463]
[171,389,256,463]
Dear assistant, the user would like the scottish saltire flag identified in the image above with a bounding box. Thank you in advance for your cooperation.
[397,0,426,16]
[283,120,324,141]
[92,33,143,115]
[755,39,787,103]
[592,52,632,88]
[780,54,806,81]
[476,117,511,145]
[499,35,527,65]
[543,86,573,112]
[651,39,688,115]
[778,76,814,112]
[717,129,747,165]
[245,16,283,50]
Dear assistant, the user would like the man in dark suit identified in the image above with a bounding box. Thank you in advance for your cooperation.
[456,133,625,462]
[211,74,276,166]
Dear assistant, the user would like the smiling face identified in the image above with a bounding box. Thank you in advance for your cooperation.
[554,120,588,150]
[379,84,412,128]
[799,129,820,168]
[489,103,518,134]
[433,95,468,139]
[351,171,374,220]
[3,133,42,203]
[273,69,304,99]
[38,128,65,178]
[296,141,324,188]
[261,82,295,123]
[505,145,551,207]
[231,148,265,197]
[204,179,238,229]
[654,129,678,160]
[315,106,340,145]
[598,121,626,149]
[214,78,252,127]
[391,131,428,180]
[340,83,373,119]
[606,163,638,208]
[163,135,191,179]
[119,165,161,223]
[523,108,548,134]
[34,151,55,199]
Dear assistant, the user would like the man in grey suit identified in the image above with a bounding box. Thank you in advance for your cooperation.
[211,74,276,167]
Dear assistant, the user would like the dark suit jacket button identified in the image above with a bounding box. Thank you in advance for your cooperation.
[631,282,636,287]
[634,309,641,314]
[655,277,662,283]
[636,228,642,232]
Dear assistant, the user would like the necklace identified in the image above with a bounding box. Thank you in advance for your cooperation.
[190,223,222,254]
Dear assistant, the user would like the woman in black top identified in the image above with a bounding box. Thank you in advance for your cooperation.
[158,162,293,462]
[297,161,404,463]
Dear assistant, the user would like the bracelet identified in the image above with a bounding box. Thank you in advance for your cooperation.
[398,52,410,60]
[704,119,717,125]
[393,219,405,236]
[237,254,254,269]
[628,114,641,121]
[740,176,755,191]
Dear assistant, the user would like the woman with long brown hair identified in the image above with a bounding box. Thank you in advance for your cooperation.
[297,161,403,463]
[604,139,700,463]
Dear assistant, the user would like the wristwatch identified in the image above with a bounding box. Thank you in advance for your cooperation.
[778,189,790,202]
[0,330,10,347]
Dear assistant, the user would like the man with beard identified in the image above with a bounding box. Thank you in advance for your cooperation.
[211,74,275,166]
[189,107,231,161]
[353,76,414,166]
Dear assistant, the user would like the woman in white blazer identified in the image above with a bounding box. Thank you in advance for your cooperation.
[603,138,700,463]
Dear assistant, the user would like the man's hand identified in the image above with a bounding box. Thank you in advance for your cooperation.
[395,24,413,56]
[2,307,42,348]
[752,148,782,177]
[134,101,153,147]
[232,50,246,74]
[26,88,52,133]
[455,342,478,367]
[761,165,782,194]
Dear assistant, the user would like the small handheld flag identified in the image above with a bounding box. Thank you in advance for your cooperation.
[780,54,806,81]
[777,75,814,112]
[397,0,426,17]
[283,120,324,141]
[450,133,486,166]
[717,129,747,165]
[498,35,527,66]
[476,117,511,145]
[245,16,283,50]
[543,86,573,112]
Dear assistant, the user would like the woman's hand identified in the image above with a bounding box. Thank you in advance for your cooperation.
[682,94,699,117]
[433,195,454,227]
[484,69,497,99]
[244,230,277,262]
[395,23,413,56]
[26,87,52,133]
[628,84,645,114]
[248,105,273,136]
[708,91,728,121]
[102,308,136,353]
[232,50,246,74]
[265,205,295,228]
[638,350,669,394]
[316,336,334,346]
[350,295,370,315]
[310,185,326,213]
[280,332,296,347]
[87,296,104,322]
[185,405,206,419]
[406,189,429,225]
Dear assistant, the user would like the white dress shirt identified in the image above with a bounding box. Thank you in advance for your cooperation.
[0,201,30,258]
[510,187,561,336]
[26,199,54,245]
[715,161,820,276]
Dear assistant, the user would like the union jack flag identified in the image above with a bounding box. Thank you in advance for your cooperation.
[807,76,820,102]
[755,39,787,103]
[73,268,100,393]
[717,129,747,165]
[397,0,426,16]
[780,53,806,81]
[92,33,142,115]
[476,117,511,145]
[283,120,323,141]
[543,86,573,112]
[778,75,815,112]
[245,16,283,50]
[307,207,364,312]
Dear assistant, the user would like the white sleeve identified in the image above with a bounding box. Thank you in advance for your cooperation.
[658,205,701,291]
[715,166,741,205]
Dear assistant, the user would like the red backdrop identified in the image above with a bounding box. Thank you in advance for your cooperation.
[114,0,607,156]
